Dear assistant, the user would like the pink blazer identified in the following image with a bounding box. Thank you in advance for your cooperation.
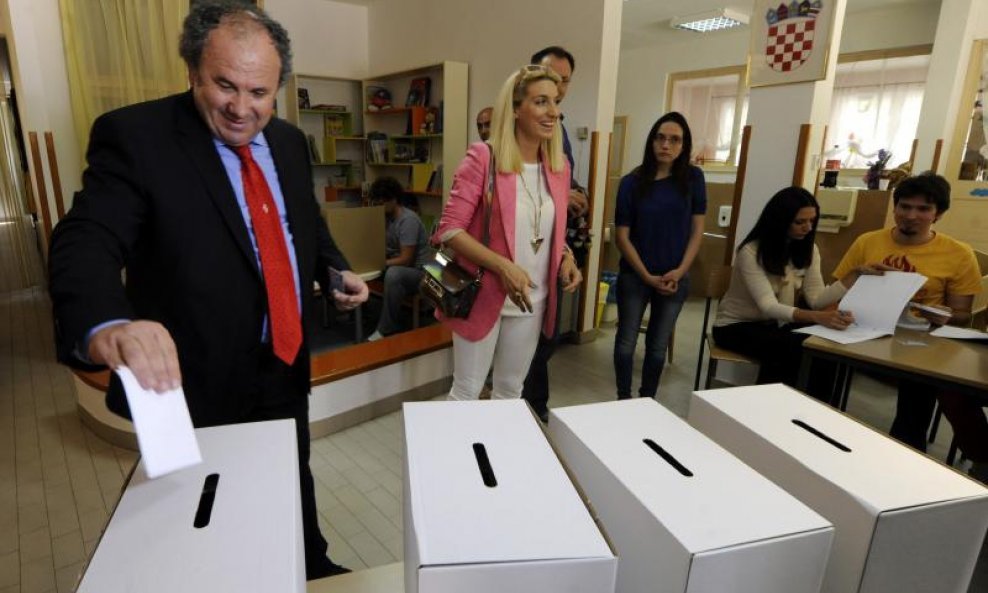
[433,142,570,341]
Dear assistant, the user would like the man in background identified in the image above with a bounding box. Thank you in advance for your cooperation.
[48,1,366,579]
[368,176,431,341]
[833,173,981,456]
[522,45,590,421]
[476,106,492,142]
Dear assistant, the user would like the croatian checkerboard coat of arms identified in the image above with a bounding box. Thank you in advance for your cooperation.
[765,1,823,72]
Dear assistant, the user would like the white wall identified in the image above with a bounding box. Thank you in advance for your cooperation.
[614,1,940,177]
[366,0,613,188]
[1,0,81,212]
[267,0,369,78]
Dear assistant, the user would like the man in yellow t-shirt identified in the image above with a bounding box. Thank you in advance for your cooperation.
[833,173,982,453]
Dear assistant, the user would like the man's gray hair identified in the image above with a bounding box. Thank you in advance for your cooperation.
[180,1,293,86]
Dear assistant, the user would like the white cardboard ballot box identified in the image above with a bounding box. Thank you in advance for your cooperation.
[78,419,304,593]
[689,384,988,593]
[402,400,617,593]
[548,398,834,593]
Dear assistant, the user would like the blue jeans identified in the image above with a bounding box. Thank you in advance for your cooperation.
[613,271,689,399]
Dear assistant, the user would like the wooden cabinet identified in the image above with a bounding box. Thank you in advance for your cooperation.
[282,63,468,221]
[363,61,468,229]
[284,75,365,204]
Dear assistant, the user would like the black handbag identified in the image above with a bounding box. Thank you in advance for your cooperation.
[419,146,495,318]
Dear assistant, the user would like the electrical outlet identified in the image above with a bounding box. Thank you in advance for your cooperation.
[718,205,732,228]
[576,126,589,141]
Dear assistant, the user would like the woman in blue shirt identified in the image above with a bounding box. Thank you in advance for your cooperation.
[613,112,705,399]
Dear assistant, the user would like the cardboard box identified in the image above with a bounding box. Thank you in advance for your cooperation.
[689,384,988,593]
[78,420,304,593]
[403,400,617,593]
[307,562,403,593]
[549,398,833,593]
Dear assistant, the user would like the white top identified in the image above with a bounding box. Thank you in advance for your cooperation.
[502,163,555,316]
[714,242,847,327]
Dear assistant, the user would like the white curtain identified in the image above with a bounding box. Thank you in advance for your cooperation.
[826,82,924,169]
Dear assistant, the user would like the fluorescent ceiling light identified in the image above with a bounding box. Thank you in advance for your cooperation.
[671,8,749,33]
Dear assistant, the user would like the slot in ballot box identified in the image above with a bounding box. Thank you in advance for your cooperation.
[689,384,988,593]
[548,399,833,593]
[78,420,304,593]
[402,400,617,593]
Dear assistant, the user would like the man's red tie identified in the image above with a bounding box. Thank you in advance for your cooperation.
[232,144,302,365]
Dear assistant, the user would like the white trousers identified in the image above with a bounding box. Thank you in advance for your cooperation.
[448,313,544,401]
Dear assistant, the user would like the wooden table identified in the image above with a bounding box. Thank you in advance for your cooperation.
[797,328,988,409]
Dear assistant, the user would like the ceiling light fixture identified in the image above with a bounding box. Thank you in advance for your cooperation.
[671,8,749,33]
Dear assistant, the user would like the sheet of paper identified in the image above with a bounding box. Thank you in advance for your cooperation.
[116,366,201,479]
[793,324,889,345]
[795,271,927,344]
[930,326,988,341]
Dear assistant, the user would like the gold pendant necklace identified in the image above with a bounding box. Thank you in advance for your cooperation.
[519,164,544,253]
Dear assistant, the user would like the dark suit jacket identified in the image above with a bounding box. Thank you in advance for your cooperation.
[49,91,349,426]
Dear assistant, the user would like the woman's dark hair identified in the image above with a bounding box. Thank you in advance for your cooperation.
[739,186,819,275]
[631,112,693,200]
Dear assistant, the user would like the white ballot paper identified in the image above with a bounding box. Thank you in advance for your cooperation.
[115,366,202,478]
[931,325,988,341]
[795,271,927,344]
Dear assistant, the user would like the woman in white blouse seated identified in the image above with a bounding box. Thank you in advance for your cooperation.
[712,186,884,400]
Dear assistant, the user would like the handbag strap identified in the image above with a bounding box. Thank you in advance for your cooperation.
[475,142,496,279]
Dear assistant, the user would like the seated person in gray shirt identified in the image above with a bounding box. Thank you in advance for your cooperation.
[368,176,431,340]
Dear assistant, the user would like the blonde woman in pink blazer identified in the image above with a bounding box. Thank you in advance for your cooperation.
[434,65,583,400]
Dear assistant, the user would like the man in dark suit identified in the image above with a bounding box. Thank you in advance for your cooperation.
[48,0,366,580]
[522,46,589,422]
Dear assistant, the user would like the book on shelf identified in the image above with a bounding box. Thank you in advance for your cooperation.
[310,104,347,112]
[405,77,431,107]
[366,131,388,163]
[392,141,413,163]
[324,114,346,137]
[427,165,443,193]
[306,134,321,163]
[412,142,430,163]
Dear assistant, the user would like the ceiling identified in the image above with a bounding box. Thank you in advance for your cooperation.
[621,0,941,50]
[324,0,941,51]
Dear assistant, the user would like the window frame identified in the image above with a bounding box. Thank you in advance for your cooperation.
[665,44,933,174]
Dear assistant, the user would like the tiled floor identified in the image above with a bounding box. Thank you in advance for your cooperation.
[1,285,985,591]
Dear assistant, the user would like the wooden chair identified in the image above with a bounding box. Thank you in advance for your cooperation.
[693,264,759,390]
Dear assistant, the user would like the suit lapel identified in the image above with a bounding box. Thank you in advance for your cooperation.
[174,92,259,275]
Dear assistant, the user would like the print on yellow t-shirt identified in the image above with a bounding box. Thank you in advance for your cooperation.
[833,229,982,306]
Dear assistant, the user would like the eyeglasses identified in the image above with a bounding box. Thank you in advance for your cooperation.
[654,133,683,147]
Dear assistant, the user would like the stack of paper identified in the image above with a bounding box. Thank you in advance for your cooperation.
[795,272,927,344]
[931,326,988,341]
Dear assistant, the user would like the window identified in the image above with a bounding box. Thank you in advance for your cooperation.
[666,47,931,171]
[668,67,748,166]
[824,54,929,170]
[956,41,988,181]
